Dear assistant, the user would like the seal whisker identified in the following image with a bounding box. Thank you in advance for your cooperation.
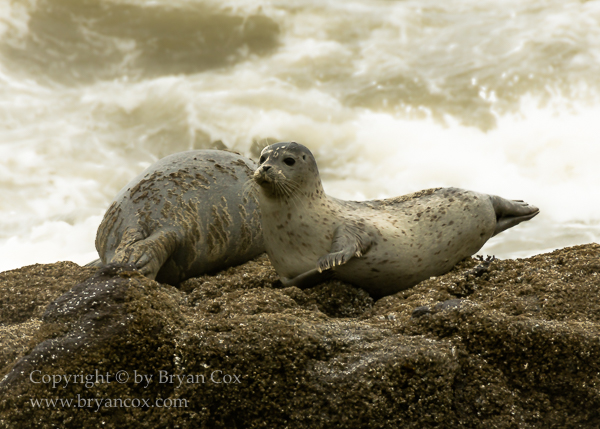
[273,181,286,198]
[279,180,306,210]
[242,178,259,199]
[285,190,304,211]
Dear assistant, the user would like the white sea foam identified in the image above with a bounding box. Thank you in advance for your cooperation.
[1,216,102,271]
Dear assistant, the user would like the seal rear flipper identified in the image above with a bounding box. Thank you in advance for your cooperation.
[280,269,334,288]
[111,229,181,281]
[490,196,540,236]
[317,222,373,273]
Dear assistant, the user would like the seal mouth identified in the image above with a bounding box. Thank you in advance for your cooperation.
[253,168,296,199]
[253,170,272,187]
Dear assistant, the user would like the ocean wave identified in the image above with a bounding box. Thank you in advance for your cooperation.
[0,0,280,85]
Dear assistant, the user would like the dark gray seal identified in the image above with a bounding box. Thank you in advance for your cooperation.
[253,142,539,299]
[92,150,263,285]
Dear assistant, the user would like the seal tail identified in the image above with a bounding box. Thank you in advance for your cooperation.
[490,196,540,237]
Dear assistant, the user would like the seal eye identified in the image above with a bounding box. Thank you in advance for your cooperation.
[283,158,295,166]
[259,156,266,164]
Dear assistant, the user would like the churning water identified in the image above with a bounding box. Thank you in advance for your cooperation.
[1,0,599,271]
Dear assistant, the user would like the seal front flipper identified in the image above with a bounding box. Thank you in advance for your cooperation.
[280,268,334,288]
[490,196,540,236]
[317,222,373,273]
[111,228,180,281]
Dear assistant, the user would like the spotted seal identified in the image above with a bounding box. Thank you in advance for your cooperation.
[91,150,263,285]
[253,142,539,298]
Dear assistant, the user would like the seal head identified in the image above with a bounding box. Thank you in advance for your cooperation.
[253,142,323,199]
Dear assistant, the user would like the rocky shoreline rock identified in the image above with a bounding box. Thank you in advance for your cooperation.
[1,243,599,428]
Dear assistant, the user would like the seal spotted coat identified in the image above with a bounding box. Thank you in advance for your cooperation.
[91,150,263,285]
[253,142,539,298]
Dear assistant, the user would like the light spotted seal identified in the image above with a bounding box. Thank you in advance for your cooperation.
[91,150,264,285]
[253,142,539,299]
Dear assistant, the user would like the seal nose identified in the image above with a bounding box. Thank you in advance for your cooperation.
[262,165,271,172]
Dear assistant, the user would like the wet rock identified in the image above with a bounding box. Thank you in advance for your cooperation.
[411,298,467,318]
[0,245,599,428]
[0,262,97,371]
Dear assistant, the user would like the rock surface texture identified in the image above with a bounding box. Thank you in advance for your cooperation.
[1,244,599,428]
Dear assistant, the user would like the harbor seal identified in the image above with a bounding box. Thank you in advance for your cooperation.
[92,150,264,285]
[253,142,539,298]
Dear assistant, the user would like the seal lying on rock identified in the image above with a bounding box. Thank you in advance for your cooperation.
[253,142,539,298]
[91,150,264,285]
